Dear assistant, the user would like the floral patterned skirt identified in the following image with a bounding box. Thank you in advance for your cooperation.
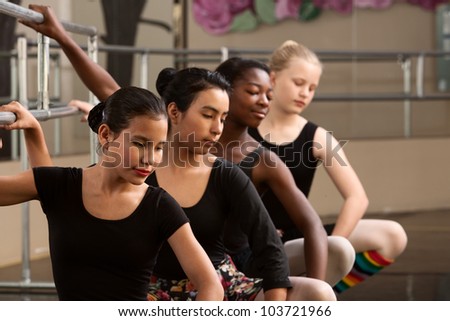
[147,254,263,301]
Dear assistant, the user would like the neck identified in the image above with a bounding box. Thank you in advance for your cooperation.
[216,119,259,163]
[264,101,302,129]
[163,135,203,168]
[85,165,134,195]
[219,119,249,145]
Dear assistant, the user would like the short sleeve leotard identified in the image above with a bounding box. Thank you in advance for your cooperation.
[146,158,291,291]
[33,166,189,301]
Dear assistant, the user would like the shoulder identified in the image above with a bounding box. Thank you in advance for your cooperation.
[33,166,80,174]
[313,125,338,144]
[33,166,82,182]
[258,146,286,169]
[252,147,293,186]
[32,167,83,211]
[148,186,189,220]
[147,185,175,207]
[213,157,241,173]
[213,157,253,187]
[304,120,319,134]
[312,126,347,161]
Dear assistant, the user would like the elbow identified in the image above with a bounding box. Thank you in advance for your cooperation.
[361,194,369,212]
[197,279,224,301]
[214,282,225,301]
[348,191,369,213]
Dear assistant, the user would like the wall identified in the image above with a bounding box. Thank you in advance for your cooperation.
[309,137,450,216]
[185,2,450,140]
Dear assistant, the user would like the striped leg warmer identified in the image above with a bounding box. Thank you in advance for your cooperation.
[333,250,393,293]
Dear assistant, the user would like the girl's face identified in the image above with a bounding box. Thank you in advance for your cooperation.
[228,68,272,129]
[103,115,167,185]
[174,88,229,154]
[271,57,322,114]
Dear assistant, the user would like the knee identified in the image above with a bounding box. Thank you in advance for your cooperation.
[326,236,355,285]
[386,221,408,258]
[311,281,337,301]
[289,277,337,301]
[328,236,355,270]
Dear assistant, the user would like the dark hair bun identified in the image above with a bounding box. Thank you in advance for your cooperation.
[88,101,106,133]
[156,67,177,97]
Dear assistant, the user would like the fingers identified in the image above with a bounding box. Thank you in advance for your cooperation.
[0,104,16,129]
[1,101,22,113]
[19,5,53,30]
[0,101,36,130]
[28,4,48,14]
[68,99,94,114]
[18,4,46,27]
[68,100,90,123]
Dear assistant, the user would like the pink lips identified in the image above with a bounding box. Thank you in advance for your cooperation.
[203,140,217,148]
[294,100,306,108]
[134,169,151,177]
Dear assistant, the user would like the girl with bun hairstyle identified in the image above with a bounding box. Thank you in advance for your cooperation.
[0,88,223,301]
[21,5,336,301]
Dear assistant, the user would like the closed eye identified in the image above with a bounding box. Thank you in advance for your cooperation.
[132,141,145,148]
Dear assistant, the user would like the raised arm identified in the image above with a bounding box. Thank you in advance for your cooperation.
[255,149,328,280]
[68,99,94,122]
[20,4,120,101]
[313,127,369,238]
[0,101,52,167]
[0,170,38,206]
[168,223,224,300]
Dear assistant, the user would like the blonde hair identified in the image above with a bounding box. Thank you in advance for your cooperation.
[269,40,322,72]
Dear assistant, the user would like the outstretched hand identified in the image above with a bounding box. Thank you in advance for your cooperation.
[0,101,39,131]
[18,4,67,42]
[68,99,94,122]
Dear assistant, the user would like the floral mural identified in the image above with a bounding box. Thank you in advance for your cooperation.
[193,0,450,35]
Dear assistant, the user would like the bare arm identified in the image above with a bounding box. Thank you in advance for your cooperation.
[0,170,38,206]
[313,128,369,238]
[0,101,52,167]
[20,5,120,101]
[68,99,93,122]
[255,150,328,280]
[263,288,288,301]
[167,223,224,300]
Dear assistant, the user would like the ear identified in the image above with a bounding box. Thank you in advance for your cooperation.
[97,123,112,145]
[167,102,180,125]
[269,71,277,87]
